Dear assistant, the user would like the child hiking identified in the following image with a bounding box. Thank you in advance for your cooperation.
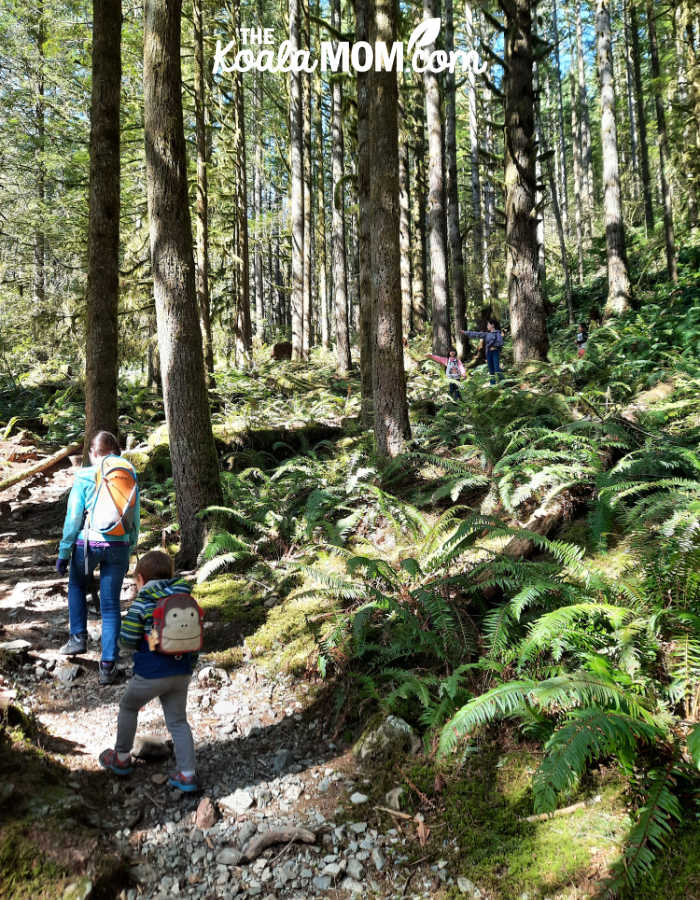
[461,318,504,384]
[426,348,466,401]
[99,550,202,792]
[56,430,140,685]
[576,322,588,357]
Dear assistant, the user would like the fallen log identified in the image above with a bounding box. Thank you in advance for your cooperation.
[242,826,316,862]
[0,441,81,493]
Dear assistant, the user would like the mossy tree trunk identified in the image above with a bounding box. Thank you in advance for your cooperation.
[84,0,121,460]
[423,0,451,355]
[503,0,548,362]
[143,0,222,568]
[356,0,374,426]
[193,0,214,377]
[289,0,304,360]
[596,0,633,316]
[369,0,410,457]
[331,0,351,375]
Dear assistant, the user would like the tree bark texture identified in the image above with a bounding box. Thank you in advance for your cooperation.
[84,0,121,461]
[143,0,222,567]
[423,0,451,355]
[356,0,374,425]
[596,0,633,315]
[570,70,585,282]
[551,0,569,236]
[302,8,313,357]
[235,52,252,362]
[32,7,46,337]
[331,0,350,375]
[410,86,428,330]
[645,0,678,281]
[629,0,654,233]
[503,0,548,363]
[445,0,466,356]
[575,0,594,236]
[399,124,413,341]
[289,0,304,360]
[193,0,214,376]
[315,70,330,349]
[369,0,410,457]
[464,1,483,309]
[254,71,264,339]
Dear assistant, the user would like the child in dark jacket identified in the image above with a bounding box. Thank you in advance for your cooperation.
[99,551,200,792]
[461,318,504,384]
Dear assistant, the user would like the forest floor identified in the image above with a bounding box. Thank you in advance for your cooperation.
[0,438,466,900]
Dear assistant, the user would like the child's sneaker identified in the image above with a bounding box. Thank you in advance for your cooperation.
[168,772,199,793]
[99,748,133,776]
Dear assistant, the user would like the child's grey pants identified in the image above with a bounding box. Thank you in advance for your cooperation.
[115,674,196,772]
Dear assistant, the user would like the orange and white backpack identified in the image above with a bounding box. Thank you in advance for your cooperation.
[87,455,139,539]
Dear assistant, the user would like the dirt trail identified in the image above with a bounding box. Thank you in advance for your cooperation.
[0,444,445,900]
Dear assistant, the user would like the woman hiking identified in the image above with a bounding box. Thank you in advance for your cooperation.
[55,430,140,685]
[461,318,504,384]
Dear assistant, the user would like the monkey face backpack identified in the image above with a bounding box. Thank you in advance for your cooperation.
[147,593,204,655]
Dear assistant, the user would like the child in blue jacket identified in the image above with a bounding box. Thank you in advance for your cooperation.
[99,550,199,792]
[461,318,504,384]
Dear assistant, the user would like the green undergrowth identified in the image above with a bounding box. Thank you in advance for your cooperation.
[355,739,630,899]
[0,704,128,898]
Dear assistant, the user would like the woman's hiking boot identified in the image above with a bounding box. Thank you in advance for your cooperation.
[59,633,87,655]
[98,661,118,685]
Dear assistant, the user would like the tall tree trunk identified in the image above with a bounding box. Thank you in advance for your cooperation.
[235,46,252,362]
[369,0,410,457]
[193,0,214,376]
[464,1,483,310]
[84,0,121,460]
[629,0,654,233]
[622,0,641,208]
[399,123,413,340]
[546,155,574,324]
[423,0,451,354]
[445,0,466,355]
[481,69,494,301]
[551,0,569,236]
[302,4,313,357]
[356,0,373,424]
[596,0,633,315]
[503,0,548,362]
[32,6,46,336]
[331,0,350,374]
[315,71,330,349]
[289,0,304,359]
[533,53,546,293]
[570,70,585,282]
[646,0,678,281]
[253,71,264,340]
[410,87,428,330]
[575,0,594,236]
[144,0,222,567]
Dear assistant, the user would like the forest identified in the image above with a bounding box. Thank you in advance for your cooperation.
[0,0,699,896]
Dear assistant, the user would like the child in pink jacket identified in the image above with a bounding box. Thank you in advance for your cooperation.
[426,348,466,401]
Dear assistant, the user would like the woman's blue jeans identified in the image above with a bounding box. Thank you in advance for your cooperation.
[68,542,130,663]
[487,350,503,383]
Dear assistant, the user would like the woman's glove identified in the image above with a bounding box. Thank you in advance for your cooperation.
[56,557,68,575]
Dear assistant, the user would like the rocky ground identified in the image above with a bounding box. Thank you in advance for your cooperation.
[0,443,474,900]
